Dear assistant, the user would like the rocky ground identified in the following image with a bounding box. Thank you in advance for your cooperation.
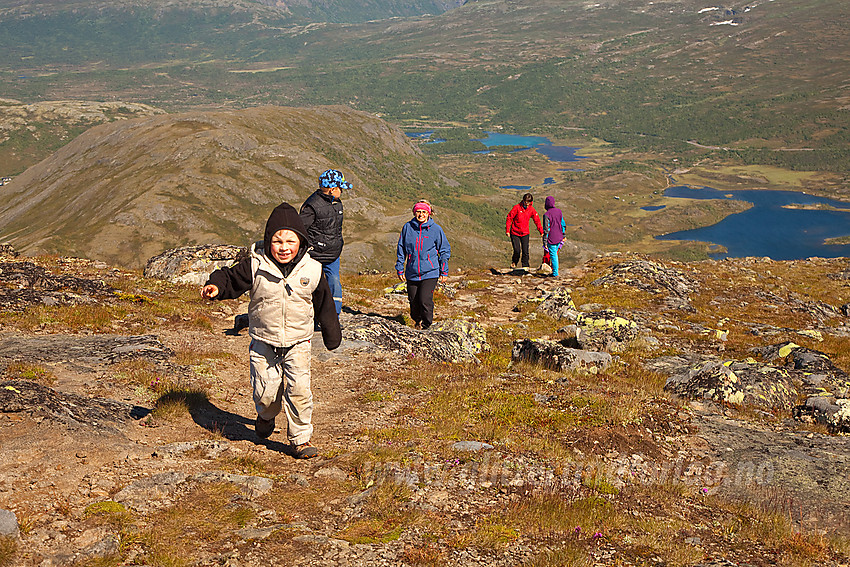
[0,248,849,566]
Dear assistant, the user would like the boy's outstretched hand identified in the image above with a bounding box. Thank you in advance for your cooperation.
[200,284,219,299]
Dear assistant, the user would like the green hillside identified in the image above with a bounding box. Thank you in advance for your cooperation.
[0,105,507,270]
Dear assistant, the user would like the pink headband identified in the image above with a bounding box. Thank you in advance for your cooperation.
[413,202,432,214]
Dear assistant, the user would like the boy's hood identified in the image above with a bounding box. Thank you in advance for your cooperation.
[263,202,310,270]
[264,202,308,252]
[544,196,555,209]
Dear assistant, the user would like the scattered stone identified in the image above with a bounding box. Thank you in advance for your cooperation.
[152,440,231,460]
[193,471,274,497]
[235,525,286,540]
[314,466,348,482]
[112,471,188,511]
[113,470,274,511]
[0,508,19,538]
[511,339,612,372]
[452,441,494,452]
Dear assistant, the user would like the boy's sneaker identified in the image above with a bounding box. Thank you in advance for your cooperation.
[255,416,275,439]
[292,441,318,459]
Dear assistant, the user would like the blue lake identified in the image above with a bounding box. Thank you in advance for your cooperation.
[404,131,446,144]
[656,186,850,260]
[473,132,587,163]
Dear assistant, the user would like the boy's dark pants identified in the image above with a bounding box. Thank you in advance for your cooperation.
[511,233,530,267]
[407,277,439,328]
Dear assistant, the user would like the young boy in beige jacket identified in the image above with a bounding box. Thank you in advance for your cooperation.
[201,202,341,459]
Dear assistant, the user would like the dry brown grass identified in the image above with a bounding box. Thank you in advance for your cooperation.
[337,480,434,544]
[0,537,17,567]
[3,361,55,384]
[3,303,120,333]
[150,386,210,422]
[139,483,255,566]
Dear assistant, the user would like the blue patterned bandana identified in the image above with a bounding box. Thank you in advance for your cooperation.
[319,169,352,190]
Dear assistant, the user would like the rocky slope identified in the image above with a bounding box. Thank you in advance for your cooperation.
[1,245,849,566]
[0,105,504,272]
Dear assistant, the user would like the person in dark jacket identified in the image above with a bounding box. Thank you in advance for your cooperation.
[542,196,566,277]
[505,192,544,270]
[201,202,341,459]
[395,200,451,330]
[300,169,350,315]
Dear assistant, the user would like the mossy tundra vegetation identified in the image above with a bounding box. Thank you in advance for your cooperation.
[1,246,849,566]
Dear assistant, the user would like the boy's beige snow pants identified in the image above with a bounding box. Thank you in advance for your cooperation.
[249,338,313,445]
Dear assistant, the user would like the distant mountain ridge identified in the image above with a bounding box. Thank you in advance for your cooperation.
[2,0,847,175]
[0,0,466,23]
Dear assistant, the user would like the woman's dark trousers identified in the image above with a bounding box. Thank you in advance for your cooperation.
[407,278,439,329]
[510,234,530,267]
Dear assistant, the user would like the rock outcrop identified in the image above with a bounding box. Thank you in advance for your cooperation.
[591,258,697,311]
[0,260,115,311]
[341,313,486,363]
[144,244,248,285]
[0,380,139,431]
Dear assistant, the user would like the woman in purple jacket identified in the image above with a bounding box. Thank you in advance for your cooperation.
[396,200,451,329]
[542,196,566,277]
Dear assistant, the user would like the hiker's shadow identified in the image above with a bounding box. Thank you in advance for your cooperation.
[181,394,295,455]
[341,305,406,325]
[224,308,408,333]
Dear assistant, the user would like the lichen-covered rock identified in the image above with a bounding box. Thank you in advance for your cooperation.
[144,244,248,285]
[511,339,612,372]
[429,318,490,355]
[829,399,850,431]
[575,309,639,351]
[664,359,798,410]
[795,395,841,428]
[591,259,697,310]
[752,342,850,397]
[0,244,19,258]
[536,287,578,320]
[341,313,486,363]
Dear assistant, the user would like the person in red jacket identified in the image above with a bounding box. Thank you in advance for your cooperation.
[505,192,544,270]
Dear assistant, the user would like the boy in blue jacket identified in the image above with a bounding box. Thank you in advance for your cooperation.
[395,200,451,330]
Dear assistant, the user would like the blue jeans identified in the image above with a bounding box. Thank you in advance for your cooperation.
[546,243,560,276]
[322,257,342,314]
